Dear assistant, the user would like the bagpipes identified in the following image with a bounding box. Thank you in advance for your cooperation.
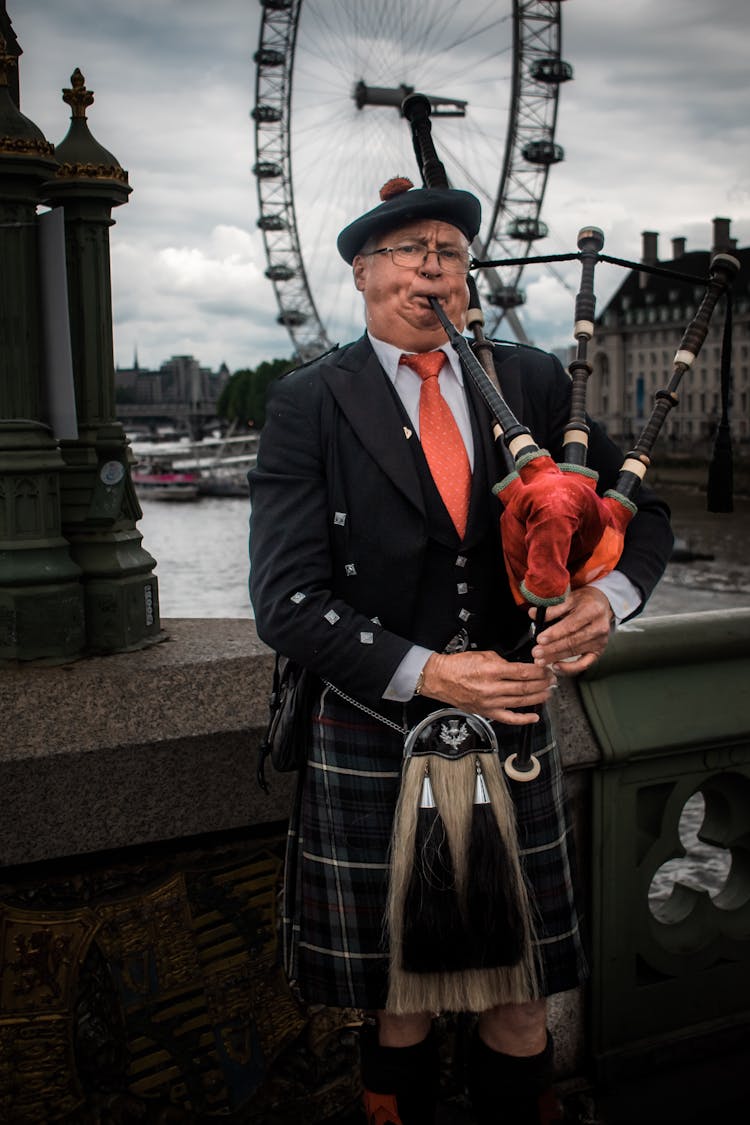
[384,93,739,1015]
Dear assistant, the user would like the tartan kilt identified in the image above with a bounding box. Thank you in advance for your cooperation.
[281,688,588,1011]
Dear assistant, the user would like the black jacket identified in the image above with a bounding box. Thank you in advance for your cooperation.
[248,335,673,707]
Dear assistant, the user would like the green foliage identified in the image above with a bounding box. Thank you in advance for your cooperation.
[216,357,295,428]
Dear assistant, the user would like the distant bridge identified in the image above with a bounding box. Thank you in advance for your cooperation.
[116,402,222,439]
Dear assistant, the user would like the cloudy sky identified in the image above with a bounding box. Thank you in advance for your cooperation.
[10,0,750,374]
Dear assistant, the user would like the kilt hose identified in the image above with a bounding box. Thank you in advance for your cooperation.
[280,687,588,1011]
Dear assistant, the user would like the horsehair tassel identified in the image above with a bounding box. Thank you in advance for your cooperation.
[401,763,466,973]
[386,751,538,1015]
[464,758,528,968]
[615,251,741,505]
[563,226,605,467]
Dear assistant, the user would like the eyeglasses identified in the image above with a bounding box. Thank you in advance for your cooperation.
[363,242,471,274]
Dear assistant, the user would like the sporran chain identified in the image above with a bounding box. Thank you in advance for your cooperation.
[323,680,408,735]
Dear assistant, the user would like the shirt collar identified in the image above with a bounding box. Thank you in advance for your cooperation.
[368,331,465,387]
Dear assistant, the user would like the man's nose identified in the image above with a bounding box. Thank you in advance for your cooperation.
[419,249,443,275]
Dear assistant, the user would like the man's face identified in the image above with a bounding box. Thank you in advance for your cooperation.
[352,219,470,352]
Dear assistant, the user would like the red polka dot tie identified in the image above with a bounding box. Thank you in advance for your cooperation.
[401,351,471,539]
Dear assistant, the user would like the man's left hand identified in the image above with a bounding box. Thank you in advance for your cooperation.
[530,586,614,675]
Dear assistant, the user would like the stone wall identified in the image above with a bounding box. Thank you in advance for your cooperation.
[1,620,292,865]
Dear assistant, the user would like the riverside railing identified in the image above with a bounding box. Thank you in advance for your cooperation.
[580,608,750,1080]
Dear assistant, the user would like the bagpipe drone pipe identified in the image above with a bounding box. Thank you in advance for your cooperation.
[383,94,739,1015]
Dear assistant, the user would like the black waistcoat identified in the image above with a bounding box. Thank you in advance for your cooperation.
[388,380,528,655]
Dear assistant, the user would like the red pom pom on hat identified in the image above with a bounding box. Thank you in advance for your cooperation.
[379,177,414,202]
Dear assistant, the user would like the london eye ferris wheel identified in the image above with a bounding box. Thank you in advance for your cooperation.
[253,0,573,362]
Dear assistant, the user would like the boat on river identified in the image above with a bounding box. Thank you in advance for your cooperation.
[132,431,257,499]
[197,468,250,497]
[132,459,201,501]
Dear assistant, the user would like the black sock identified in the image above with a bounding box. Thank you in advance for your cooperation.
[360,1024,440,1125]
[468,1030,560,1125]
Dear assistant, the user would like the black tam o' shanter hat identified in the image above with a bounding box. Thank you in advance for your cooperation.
[336,177,481,264]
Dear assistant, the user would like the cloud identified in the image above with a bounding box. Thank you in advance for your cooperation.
[111,225,283,368]
[10,0,750,371]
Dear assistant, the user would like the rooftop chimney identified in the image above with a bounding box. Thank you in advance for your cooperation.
[712,216,732,254]
[671,237,686,259]
[640,231,658,288]
[641,231,659,264]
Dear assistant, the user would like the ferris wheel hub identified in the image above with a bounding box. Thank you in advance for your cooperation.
[353,81,467,118]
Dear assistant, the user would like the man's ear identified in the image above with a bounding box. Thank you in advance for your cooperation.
[353,256,367,292]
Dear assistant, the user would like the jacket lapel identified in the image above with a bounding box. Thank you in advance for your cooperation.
[321,336,425,516]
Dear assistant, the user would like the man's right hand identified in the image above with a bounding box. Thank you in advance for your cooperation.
[419,650,555,725]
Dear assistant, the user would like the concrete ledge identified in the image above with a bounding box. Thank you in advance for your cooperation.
[4,619,271,761]
[1,619,294,865]
[1,618,601,868]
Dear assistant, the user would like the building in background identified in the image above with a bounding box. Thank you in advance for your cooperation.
[587,218,749,448]
[116,354,229,407]
[115,355,230,436]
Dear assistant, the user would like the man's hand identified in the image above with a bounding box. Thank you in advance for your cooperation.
[419,649,555,725]
[530,586,614,675]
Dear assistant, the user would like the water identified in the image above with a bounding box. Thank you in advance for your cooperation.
[139,496,253,619]
[648,792,732,918]
[138,485,750,621]
[138,484,748,908]
[639,486,750,618]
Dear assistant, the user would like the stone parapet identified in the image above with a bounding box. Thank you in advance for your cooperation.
[1,617,597,868]
[1,619,294,866]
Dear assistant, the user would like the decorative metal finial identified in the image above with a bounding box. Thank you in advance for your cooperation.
[62,68,94,118]
[53,65,129,185]
[0,34,18,89]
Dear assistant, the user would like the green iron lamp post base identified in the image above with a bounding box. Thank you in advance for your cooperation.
[0,422,85,661]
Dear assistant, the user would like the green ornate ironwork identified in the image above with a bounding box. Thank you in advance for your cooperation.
[41,69,161,654]
[0,34,85,661]
[581,609,750,1079]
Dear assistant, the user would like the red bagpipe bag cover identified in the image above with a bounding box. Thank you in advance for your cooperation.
[493,450,637,607]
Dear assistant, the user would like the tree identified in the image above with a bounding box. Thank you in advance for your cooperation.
[216,357,294,428]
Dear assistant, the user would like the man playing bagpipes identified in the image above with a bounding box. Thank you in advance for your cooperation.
[248,176,674,1124]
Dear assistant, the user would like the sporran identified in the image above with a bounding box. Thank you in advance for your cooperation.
[386,708,539,1014]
